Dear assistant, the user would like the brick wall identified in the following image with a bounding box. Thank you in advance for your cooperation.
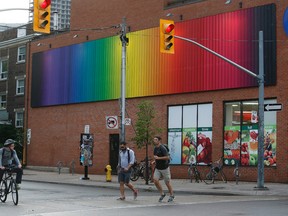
[26,0,288,183]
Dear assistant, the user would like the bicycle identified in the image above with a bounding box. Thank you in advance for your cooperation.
[0,165,19,205]
[130,159,152,182]
[203,157,227,184]
[188,162,202,183]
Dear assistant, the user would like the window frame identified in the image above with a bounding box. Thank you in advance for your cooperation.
[15,109,24,128]
[17,46,26,63]
[0,93,7,109]
[16,78,25,95]
[0,59,8,80]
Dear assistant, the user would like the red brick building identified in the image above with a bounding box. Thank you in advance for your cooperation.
[26,0,288,183]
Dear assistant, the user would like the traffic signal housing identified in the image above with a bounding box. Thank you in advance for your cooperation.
[160,19,175,54]
[33,0,51,34]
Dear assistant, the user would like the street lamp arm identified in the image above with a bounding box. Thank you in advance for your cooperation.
[0,8,33,12]
[175,35,259,80]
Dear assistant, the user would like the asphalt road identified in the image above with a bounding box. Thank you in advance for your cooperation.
[1,181,287,216]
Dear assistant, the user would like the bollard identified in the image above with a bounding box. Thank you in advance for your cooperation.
[105,165,112,182]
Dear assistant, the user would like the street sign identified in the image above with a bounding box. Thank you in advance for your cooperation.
[264,103,282,111]
[124,118,131,125]
[106,116,118,129]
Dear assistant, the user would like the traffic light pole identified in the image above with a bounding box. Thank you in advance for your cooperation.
[120,18,128,142]
[175,31,266,189]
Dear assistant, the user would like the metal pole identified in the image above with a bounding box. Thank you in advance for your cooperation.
[175,32,267,189]
[175,35,258,79]
[120,18,127,142]
[256,31,265,189]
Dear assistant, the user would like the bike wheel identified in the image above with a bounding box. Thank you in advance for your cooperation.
[11,179,18,205]
[194,170,202,183]
[143,166,152,181]
[0,180,7,202]
[203,171,214,184]
[220,170,227,183]
[130,166,140,181]
[188,167,193,183]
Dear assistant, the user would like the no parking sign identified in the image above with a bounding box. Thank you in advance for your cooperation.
[106,116,119,129]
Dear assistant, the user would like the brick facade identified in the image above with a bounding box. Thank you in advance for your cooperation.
[27,0,288,183]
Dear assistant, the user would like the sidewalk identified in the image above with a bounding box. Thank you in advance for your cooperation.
[22,167,288,197]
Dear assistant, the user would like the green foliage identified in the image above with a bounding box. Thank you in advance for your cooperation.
[0,125,23,160]
[132,100,162,149]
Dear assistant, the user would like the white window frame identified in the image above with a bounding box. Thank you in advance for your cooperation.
[0,59,8,80]
[16,78,25,95]
[0,93,7,109]
[17,46,26,63]
[15,109,24,128]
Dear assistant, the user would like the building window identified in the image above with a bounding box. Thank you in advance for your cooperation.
[224,99,277,167]
[0,94,7,109]
[15,110,24,128]
[16,78,25,95]
[168,103,213,165]
[0,59,8,80]
[17,46,26,62]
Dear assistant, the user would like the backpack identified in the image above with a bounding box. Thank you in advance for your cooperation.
[161,144,171,163]
[1,148,14,158]
[127,149,137,166]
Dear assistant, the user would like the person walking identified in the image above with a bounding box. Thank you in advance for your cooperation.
[0,139,23,189]
[152,136,174,202]
[117,141,138,200]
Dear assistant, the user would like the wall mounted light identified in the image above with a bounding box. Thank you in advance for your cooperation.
[225,0,232,4]
[36,43,52,48]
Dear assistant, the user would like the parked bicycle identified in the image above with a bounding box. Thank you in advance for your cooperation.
[130,158,152,182]
[188,162,202,183]
[204,157,227,184]
[0,165,19,205]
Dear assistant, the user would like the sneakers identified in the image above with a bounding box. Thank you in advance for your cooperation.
[158,193,166,202]
[167,195,175,202]
[133,190,138,200]
[117,197,125,201]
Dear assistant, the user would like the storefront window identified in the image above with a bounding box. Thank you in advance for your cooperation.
[224,99,277,167]
[168,103,213,165]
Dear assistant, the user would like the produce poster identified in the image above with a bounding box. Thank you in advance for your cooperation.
[224,126,240,166]
[223,125,277,167]
[197,128,212,165]
[182,128,197,164]
[168,129,182,164]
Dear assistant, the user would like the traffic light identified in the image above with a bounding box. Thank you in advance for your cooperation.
[160,19,175,54]
[33,0,51,34]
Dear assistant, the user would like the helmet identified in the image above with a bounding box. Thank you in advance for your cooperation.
[4,139,16,146]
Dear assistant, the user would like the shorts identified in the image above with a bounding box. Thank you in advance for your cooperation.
[118,170,132,184]
[154,167,171,183]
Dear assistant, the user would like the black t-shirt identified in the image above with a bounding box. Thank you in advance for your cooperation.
[154,144,169,170]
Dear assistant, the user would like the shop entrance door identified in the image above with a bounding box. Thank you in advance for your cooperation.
[109,134,119,174]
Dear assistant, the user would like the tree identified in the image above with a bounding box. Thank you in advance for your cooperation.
[132,100,162,184]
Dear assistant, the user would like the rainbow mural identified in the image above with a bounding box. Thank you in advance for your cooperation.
[31,4,276,107]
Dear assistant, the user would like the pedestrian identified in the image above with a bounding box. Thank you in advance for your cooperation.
[0,139,23,189]
[117,141,138,200]
[152,136,174,202]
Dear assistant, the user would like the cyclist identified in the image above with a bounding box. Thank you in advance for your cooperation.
[0,139,23,190]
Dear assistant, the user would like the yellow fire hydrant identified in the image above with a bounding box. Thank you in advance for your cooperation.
[105,165,112,182]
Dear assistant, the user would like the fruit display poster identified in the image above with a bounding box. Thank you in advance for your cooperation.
[197,128,212,165]
[182,128,197,164]
[223,125,276,167]
[168,129,182,164]
[223,126,240,166]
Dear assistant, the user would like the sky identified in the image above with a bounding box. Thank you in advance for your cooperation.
[0,0,30,24]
